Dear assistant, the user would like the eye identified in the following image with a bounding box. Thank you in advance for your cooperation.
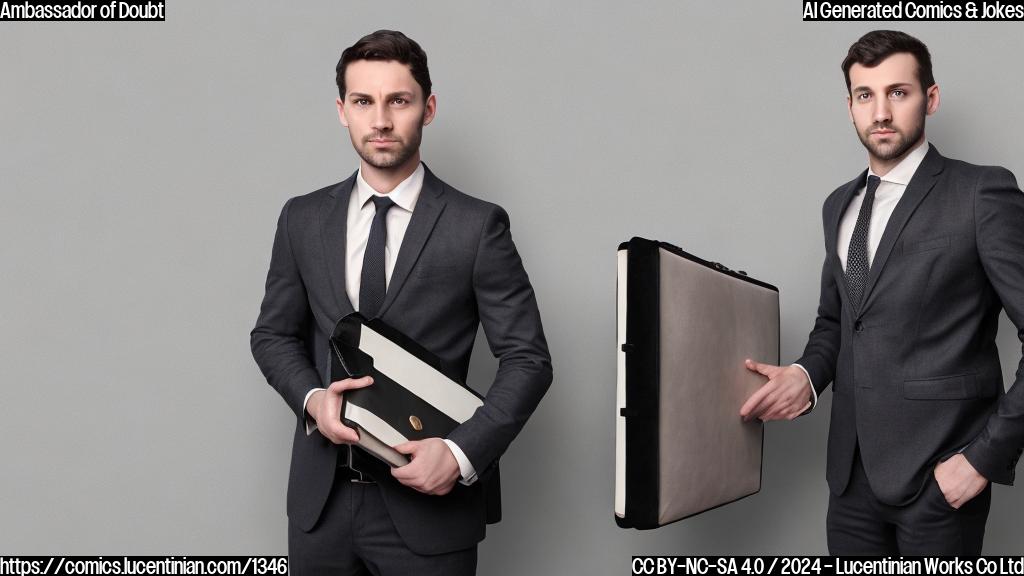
[856,92,871,101]
[353,98,370,106]
[890,89,906,98]
[391,98,408,105]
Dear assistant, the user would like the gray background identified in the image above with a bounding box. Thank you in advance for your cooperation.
[2,0,1022,569]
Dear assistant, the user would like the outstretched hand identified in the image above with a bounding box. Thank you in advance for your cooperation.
[739,359,812,422]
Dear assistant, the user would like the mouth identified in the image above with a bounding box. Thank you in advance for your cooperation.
[871,129,897,137]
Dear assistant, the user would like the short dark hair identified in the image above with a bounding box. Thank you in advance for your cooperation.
[841,30,934,93]
[336,30,432,99]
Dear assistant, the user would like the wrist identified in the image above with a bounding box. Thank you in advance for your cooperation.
[307,389,325,418]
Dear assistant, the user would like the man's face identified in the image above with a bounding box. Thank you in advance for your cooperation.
[337,60,435,172]
[847,52,939,166]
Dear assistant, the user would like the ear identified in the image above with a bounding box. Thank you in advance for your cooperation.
[336,97,349,128]
[847,94,854,124]
[925,84,940,116]
[422,93,437,127]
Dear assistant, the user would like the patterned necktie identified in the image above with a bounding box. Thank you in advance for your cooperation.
[846,175,881,311]
[359,195,396,318]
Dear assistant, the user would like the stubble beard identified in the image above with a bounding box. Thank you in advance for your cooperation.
[856,101,926,163]
[354,112,425,171]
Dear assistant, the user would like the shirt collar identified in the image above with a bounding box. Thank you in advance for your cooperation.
[355,162,424,213]
[867,139,929,186]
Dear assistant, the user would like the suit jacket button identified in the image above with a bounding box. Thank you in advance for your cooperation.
[854,321,864,332]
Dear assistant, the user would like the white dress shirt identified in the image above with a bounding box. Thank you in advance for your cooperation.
[797,140,930,411]
[344,164,423,308]
[836,140,929,271]
[302,163,478,485]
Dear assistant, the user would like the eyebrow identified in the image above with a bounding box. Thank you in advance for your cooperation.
[347,91,416,100]
[852,82,914,93]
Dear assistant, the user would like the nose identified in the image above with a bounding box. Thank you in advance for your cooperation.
[371,103,392,132]
[872,98,891,124]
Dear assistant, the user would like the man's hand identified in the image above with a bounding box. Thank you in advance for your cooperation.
[739,359,813,422]
[391,438,461,496]
[934,454,988,509]
[307,376,373,444]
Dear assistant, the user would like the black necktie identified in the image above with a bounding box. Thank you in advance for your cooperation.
[846,175,881,311]
[359,196,396,318]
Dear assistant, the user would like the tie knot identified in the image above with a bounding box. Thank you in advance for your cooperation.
[370,195,396,216]
[866,175,881,196]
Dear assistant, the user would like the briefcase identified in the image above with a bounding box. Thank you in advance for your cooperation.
[330,313,484,467]
[615,237,779,528]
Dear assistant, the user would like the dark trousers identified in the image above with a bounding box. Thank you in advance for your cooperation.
[288,472,477,576]
[827,449,991,555]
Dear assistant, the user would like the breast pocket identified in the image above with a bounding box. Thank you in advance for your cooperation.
[414,264,458,280]
[902,236,950,256]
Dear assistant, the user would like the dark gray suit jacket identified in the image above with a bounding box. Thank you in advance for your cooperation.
[250,166,552,554]
[797,144,1024,506]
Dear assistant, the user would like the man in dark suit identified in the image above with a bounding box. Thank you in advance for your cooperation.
[250,30,552,574]
[740,30,1024,554]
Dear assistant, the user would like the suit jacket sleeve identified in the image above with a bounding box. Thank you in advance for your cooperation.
[445,205,553,474]
[250,198,322,420]
[962,167,1024,485]
[796,197,843,398]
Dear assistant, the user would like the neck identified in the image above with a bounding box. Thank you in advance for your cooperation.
[868,135,925,177]
[360,152,421,194]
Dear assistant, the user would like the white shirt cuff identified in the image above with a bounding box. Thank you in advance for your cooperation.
[792,364,817,412]
[302,388,325,436]
[443,439,478,486]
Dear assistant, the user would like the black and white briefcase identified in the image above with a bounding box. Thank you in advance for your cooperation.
[330,313,484,467]
[615,237,779,528]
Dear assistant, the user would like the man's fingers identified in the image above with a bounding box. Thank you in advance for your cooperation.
[764,402,795,422]
[391,458,420,481]
[389,439,459,496]
[740,382,774,419]
[763,385,807,420]
[758,406,779,422]
[933,454,988,509]
[321,419,359,444]
[760,392,810,422]
[783,401,811,421]
[328,428,358,445]
[744,358,766,375]
[392,445,422,472]
[759,399,787,422]
[328,376,374,393]
[744,358,778,378]
[392,441,418,456]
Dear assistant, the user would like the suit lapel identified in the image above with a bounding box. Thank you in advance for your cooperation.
[830,171,865,316]
[377,165,448,317]
[860,145,944,312]
[321,172,357,317]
